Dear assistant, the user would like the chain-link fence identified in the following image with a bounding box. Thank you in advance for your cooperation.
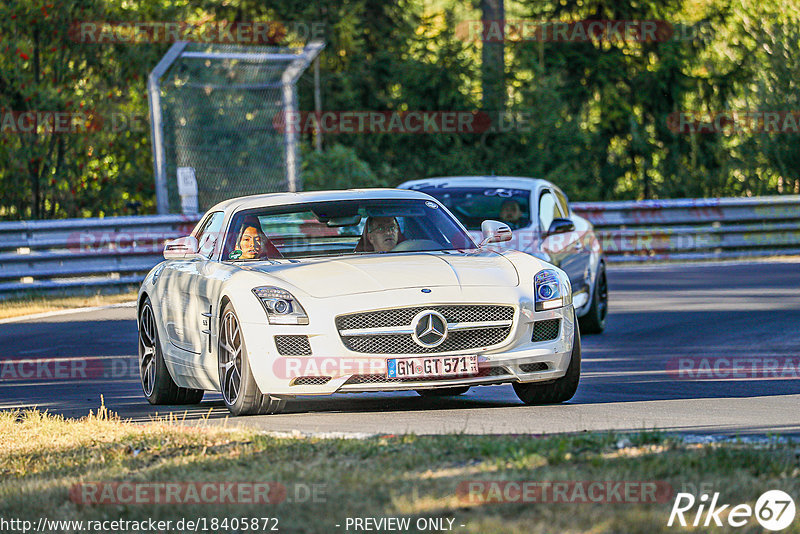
[148,41,323,214]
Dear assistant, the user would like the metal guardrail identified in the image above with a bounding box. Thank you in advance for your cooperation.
[0,214,200,294]
[571,195,800,262]
[0,195,797,294]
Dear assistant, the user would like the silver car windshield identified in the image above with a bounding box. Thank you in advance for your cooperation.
[412,187,532,231]
[223,199,478,261]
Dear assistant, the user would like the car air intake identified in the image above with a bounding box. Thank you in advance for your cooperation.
[275,335,312,356]
[532,319,560,342]
[519,362,549,373]
[292,376,331,386]
[344,365,510,385]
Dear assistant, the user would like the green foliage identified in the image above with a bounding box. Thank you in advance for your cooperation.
[301,144,382,191]
[0,0,181,219]
[1,0,799,219]
[731,0,800,195]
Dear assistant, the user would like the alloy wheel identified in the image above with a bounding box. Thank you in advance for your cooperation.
[219,311,243,405]
[138,303,157,397]
[597,268,608,321]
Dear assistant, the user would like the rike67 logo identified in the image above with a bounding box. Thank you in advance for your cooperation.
[668,490,796,531]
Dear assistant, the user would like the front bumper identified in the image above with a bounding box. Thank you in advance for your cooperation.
[236,286,575,396]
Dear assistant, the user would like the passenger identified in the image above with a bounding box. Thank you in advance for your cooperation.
[355,216,401,252]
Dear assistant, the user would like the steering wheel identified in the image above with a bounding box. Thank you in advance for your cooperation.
[391,239,442,252]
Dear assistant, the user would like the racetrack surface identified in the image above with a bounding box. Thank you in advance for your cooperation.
[1,261,799,436]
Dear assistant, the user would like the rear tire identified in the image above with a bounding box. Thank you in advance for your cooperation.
[513,312,581,405]
[416,386,470,397]
[218,303,286,416]
[578,262,608,334]
[138,298,204,405]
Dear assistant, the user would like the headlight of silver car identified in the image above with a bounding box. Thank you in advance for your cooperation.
[252,286,309,325]
[534,269,572,311]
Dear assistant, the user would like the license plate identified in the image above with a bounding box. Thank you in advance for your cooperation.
[386,355,479,379]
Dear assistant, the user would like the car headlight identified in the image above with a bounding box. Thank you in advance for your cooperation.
[534,269,572,311]
[252,286,309,325]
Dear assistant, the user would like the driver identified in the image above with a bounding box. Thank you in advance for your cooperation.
[359,216,400,252]
[234,216,269,259]
[499,199,524,228]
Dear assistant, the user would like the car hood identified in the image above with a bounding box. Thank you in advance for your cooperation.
[241,251,520,298]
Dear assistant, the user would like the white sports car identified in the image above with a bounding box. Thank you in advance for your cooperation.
[137,189,580,415]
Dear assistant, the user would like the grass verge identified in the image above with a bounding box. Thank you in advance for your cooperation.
[0,289,138,320]
[0,408,798,533]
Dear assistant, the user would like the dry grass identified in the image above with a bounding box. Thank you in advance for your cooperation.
[1,407,798,533]
[0,290,138,320]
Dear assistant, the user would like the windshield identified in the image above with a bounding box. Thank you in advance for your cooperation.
[222,199,477,261]
[411,187,532,231]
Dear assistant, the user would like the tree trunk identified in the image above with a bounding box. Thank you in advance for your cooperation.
[480,0,505,112]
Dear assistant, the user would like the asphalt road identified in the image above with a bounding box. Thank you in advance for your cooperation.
[1,260,799,437]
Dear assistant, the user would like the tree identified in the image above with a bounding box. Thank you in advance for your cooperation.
[480,0,505,112]
[0,0,182,219]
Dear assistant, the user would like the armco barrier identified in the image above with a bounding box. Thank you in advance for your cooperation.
[571,195,800,262]
[0,195,797,295]
[0,214,200,294]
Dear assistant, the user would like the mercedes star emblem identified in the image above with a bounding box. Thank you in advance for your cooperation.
[411,310,448,348]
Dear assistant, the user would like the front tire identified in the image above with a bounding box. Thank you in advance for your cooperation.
[218,303,286,416]
[578,262,608,334]
[416,386,470,397]
[513,312,581,405]
[138,298,204,405]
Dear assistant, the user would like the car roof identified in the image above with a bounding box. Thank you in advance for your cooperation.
[398,176,552,191]
[208,188,435,214]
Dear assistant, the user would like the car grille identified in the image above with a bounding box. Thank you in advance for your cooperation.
[292,376,331,386]
[519,362,549,373]
[274,335,312,356]
[337,305,514,355]
[336,305,513,330]
[343,327,511,354]
[344,365,510,385]
[532,319,560,342]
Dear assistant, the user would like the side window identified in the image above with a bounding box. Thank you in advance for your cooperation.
[538,191,559,232]
[554,189,569,218]
[195,211,225,258]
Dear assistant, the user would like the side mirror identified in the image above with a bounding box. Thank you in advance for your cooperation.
[479,220,513,246]
[546,218,575,236]
[163,236,199,259]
